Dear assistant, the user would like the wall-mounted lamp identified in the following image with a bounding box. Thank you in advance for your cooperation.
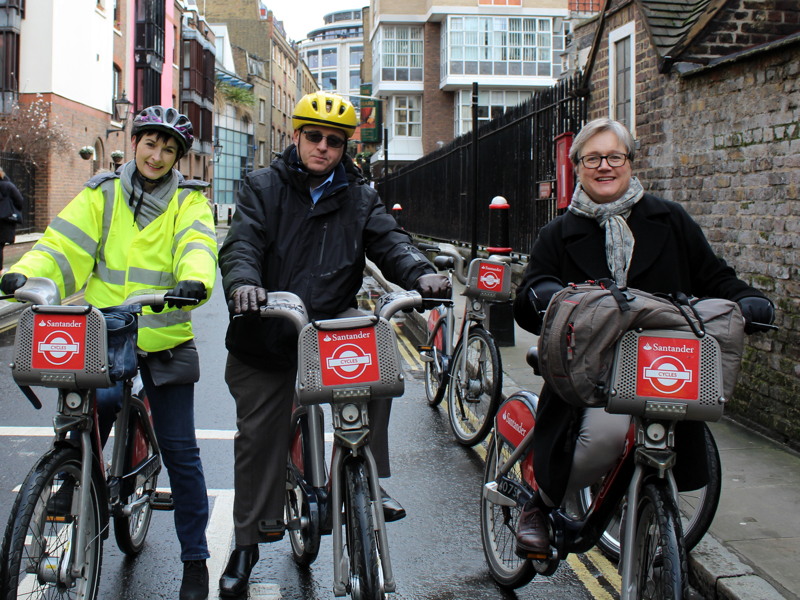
[105,91,133,138]
[213,138,224,163]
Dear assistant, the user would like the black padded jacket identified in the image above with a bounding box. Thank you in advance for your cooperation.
[220,146,434,370]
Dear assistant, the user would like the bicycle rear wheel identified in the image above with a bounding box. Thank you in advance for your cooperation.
[343,458,383,600]
[480,438,536,589]
[422,316,448,407]
[579,423,721,561]
[2,447,104,600]
[447,327,502,446]
[632,480,687,600]
[114,398,159,556]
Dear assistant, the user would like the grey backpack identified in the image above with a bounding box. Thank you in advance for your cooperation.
[537,280,746,408]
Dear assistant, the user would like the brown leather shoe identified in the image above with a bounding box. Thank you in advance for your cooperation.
[515,505,550,558]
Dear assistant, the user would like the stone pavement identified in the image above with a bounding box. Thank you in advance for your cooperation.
[366,258,799,600]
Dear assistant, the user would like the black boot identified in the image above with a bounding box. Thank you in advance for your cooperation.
[219,546,259,598]
[179,560,208,600]
[380,487,406,522]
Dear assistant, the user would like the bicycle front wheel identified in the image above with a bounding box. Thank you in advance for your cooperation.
[423,316,448,407]
[447,327,502,446]
[480,438,536,589]
[579,423,721,561]
[632,481,687,600]
[2,447,104,600]
[343,458,384,600]
[114,399,159,556]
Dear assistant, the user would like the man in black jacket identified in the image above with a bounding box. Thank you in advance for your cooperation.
[217,91,450,596]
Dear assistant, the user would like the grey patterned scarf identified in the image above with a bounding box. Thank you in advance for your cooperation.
[118,160,179,229]
[568,176,644,288]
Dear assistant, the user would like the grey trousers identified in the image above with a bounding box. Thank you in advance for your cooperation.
[541,407,631,507]
[224,353,394,545]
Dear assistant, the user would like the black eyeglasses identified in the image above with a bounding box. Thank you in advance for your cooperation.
[301,130,346,149]
[579,153,628,169]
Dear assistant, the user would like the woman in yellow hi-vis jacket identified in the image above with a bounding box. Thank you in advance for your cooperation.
[0,106,217,600]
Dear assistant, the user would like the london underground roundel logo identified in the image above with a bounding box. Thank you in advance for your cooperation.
[477,262,505,291]
[642,354,692,394]
[38,331,81,365]
[325,342,373,380]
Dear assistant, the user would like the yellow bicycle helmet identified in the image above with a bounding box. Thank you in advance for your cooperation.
[292,91,357,138]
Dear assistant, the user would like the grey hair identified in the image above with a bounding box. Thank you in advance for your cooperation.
[569,118,636,166]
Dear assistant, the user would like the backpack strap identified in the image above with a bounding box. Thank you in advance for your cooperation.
[670,292,706,337]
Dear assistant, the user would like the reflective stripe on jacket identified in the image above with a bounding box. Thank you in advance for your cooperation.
[10,178,217,352]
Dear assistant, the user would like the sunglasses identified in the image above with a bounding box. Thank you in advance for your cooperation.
[302,130,346,149]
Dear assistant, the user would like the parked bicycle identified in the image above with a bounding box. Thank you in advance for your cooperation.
[480,317,766,598]
[0,277,197,600]
[417,242,511,446]
[258,288,425,600]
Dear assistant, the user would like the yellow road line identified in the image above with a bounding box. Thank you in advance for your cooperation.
[567,554,617,600]
[585,547,622,593]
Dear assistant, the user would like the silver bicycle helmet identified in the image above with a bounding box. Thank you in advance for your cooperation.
[131,106,194,155]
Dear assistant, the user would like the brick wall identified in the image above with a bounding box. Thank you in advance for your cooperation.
[575,2,800,449]
[421,22,454,155]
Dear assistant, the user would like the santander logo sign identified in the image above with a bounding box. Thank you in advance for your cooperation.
[477,262,505,291]
[636,336,700,400]
[318,327,380,386]
[31,314,87,370]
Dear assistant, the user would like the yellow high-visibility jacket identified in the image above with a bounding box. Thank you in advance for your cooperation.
[9,175,218,352]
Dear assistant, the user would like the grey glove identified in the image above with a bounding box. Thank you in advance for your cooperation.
[737,296,775,333]
[231,284,268,314]
[413,273,452,298]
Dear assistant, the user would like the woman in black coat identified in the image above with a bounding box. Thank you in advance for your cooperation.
[511,118,775,556]
[0,166,24,274]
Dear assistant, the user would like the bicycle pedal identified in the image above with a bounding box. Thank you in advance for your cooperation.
[150,491,174,511]
[417,347,434,362]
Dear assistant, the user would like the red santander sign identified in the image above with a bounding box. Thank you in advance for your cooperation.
[318,327,380,386]
[636,335,700,400]
[477,262,505,292]
[31,314,87,370]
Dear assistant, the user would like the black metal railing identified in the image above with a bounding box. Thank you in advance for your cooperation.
[378,72,587,257]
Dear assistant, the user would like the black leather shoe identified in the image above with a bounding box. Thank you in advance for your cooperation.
[218,547,259,598]
[515,505,550,558]
[179,560,208,600]
[380,487,406,522]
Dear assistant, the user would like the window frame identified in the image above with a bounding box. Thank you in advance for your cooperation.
[608,21,635,135]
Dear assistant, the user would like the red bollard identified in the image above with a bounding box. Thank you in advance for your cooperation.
[487,196,511,256]
[486,195,515,346]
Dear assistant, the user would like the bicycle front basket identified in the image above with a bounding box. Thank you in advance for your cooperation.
[606,329,725,422]
[296,315,404,405]
[12,305,113,389]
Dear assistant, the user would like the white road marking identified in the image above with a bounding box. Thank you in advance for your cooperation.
[0,427,334,443]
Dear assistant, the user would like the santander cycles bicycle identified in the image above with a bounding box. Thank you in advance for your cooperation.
[0,277,198,600]
[480,309,772,598]
[417,242,511,446]
[257,288,426,600]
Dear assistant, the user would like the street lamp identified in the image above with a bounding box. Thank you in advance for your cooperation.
[213,138,223,163]
[105,91,133,138]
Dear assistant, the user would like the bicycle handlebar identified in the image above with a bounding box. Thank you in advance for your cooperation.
[258,289,424,334]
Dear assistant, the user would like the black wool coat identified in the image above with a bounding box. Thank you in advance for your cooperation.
[513,193,766,504]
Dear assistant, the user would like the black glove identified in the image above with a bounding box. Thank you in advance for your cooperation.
[231,284,268,314]
[0,272,27,295]
[528,279,563,314]
[166,280,206,308]
[413,273,452,309]
[737,296,775,333]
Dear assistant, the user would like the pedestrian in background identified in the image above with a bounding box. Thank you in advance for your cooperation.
[0,165,24,275]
